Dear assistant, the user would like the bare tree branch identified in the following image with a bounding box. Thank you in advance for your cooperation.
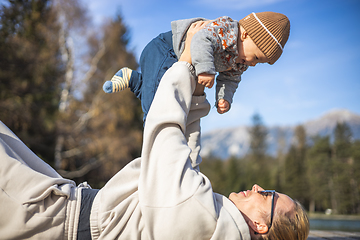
[54,1,106,169]
[75,92,103,132]
[55,11,75,169]
[58,158,101,179]
[62,147,83,158]
[83,41,106,83]
[73,41,106,132]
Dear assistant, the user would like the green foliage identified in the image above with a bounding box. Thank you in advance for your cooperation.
[350,140,360,213]
[249,113,268,159]
[306,136,332,212]
[330,122,357,214]
[283,125,309,205]
[201,121,360,215]
[224,157,245,195]
[246,113,270,187]
[200,155,227,195]
[334,122,352,159]
[200,155,247,197]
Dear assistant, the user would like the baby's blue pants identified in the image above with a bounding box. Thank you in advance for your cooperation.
[129,31,178,122]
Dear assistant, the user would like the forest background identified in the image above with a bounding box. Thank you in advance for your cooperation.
[1,0,359,215]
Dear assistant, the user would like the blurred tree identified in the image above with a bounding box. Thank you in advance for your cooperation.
[0,0,63,162]
[306,136,332,212]
[331,122,354,214]
[333,122,352,159]
[56,11,143,188]
[52,0,89,170]
[248,113,268,159]
[223,156,246,197]
[283,125,308,206]
[0,0,143,188]
[245,113,271,189]
[200,155,227,195]
[350,140,360,213]
[201,120,360,214]
[274,127,287,192]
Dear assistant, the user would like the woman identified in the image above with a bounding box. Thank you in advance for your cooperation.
[0,22,309,240]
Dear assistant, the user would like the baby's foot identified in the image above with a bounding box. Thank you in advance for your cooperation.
[103,67,132,93]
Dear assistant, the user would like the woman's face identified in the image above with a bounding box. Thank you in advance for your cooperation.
[229,184,295,232]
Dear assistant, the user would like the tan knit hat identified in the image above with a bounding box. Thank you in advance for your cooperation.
[239,12,290,65]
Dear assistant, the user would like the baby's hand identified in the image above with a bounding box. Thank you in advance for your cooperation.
[198,73,215,88]
[217,99,230,114]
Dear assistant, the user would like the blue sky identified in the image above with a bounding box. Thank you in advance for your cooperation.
[85,0,358,134]
[12,0,360,133]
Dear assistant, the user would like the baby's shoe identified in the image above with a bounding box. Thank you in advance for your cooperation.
[103,67,132,93]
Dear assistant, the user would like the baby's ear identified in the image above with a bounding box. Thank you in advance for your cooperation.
[240,29,249,41]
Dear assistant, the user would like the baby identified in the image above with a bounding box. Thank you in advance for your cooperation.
[103,12,290,121]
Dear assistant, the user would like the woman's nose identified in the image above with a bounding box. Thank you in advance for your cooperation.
[252,184,265,192]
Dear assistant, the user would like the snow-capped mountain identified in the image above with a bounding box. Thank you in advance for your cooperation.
[201,109,360,160]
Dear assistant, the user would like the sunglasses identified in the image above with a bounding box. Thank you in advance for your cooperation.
[258,190,276,232]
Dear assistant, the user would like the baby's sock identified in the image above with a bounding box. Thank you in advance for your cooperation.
[103,67,132,93]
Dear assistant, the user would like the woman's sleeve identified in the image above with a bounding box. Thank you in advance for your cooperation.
[185,95,211,170]
[138,61,216,239]
[139,61,210,207]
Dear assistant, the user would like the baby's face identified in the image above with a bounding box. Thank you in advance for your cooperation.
[237,30,269,66]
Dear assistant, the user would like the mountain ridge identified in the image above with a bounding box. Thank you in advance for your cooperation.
[201,109,360,159]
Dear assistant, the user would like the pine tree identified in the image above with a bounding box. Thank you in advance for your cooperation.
[350,140,360,213]
[56,11,143,188]
[274,127,287,192]
[331,122,354,214]
[283,125,308,206]
[223,157,245,197]
[249,113,268,159]
[0,0,63,163]
[0,1,144,187]
[246,113,271,188]
[200,155,227,195]
[306,136,332,212]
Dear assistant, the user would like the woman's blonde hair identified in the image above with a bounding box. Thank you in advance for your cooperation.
[260,200,309,240]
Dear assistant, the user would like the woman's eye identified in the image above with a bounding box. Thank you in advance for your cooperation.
[259,192,269,198]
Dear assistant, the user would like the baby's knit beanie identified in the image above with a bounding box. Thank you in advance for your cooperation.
[239,12,290,64]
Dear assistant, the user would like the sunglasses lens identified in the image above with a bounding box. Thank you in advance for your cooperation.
[259,191,272,196]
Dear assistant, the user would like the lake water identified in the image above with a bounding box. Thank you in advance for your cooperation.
[310,218,360,232]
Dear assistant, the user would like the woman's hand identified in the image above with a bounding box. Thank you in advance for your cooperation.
[179,20,210,63]
[179,20,210,96]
